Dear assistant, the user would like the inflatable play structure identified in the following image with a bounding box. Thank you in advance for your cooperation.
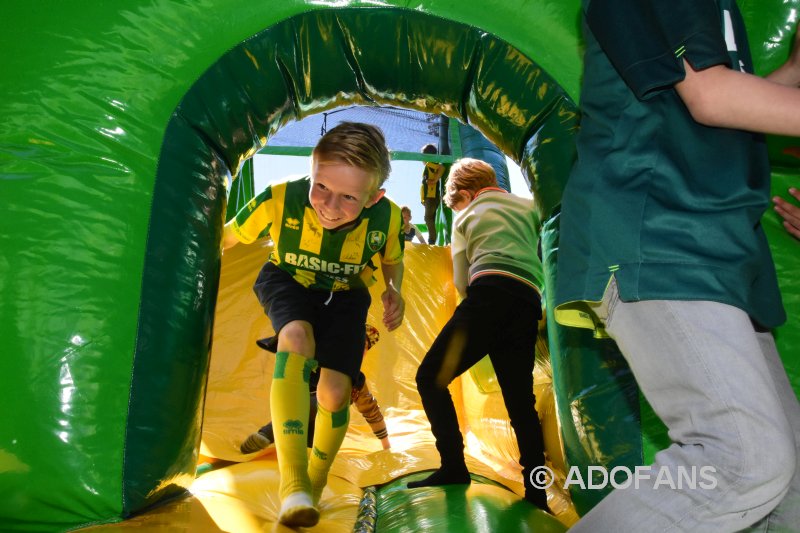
[2,1,799,531]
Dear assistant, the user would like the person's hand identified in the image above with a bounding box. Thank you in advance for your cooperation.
[787,22,800,77]
[380,286,405,331]
[773,187,800,240]
[769,22,800,86]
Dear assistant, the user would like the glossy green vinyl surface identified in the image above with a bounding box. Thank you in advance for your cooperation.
[376,474,566,532]
[1,0,798,530]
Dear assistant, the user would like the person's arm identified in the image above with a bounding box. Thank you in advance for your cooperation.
[766,24,800,88]
[424,163,444,186]
[675,23,800,135]
[380,261,405,331]
[414,227,426,244]
[352,381,390,449]
[773,187,800,240]
[222,220,240,250]
[450,220,468,298]
[222,184,276,250]
[675,60,800,137]
[452,249,468,299]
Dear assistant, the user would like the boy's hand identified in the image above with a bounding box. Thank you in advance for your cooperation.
[768,22,800,87]
[381,287,405,331]
[788,22,800,78]
[222,221,241,250]
[774,187,800,240]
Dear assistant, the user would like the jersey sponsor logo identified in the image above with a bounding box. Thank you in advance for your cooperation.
[285,217,300,230]
[367,231,386,252]
[284,252,366,276]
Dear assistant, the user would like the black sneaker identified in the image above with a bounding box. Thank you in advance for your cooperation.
[256,336,278,353]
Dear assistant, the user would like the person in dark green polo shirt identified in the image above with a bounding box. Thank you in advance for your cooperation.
[555,1,800,530]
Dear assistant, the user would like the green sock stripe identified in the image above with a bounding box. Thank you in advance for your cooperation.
[273,351,317,382]
[331,405,349,429]
[317,403,350,429]
[303,358,319,383]
[273,351,289,379]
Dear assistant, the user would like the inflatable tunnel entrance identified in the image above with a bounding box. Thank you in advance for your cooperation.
[2,2,799,531]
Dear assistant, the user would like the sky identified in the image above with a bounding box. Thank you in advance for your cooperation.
[252,154,532,225]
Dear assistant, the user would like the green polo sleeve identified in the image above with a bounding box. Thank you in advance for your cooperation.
[586,0,730,100]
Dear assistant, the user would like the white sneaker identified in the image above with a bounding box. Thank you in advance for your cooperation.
[278,492,319,528]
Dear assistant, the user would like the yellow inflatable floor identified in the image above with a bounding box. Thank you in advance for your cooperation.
[83,241,577,531]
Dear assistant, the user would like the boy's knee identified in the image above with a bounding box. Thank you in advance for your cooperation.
[316,385,350,412]
[315,371,352,411]
[279,321,314,353]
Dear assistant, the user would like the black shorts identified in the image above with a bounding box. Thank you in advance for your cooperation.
[253,262,370,381]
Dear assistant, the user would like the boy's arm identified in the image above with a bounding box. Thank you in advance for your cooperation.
[450,222,468,298]
[222,184,277,250]
[452,249,468,299]
[424,163,445,185]
[766,24,800,88]
[379,261,405,331]
[676,23,800,136]
[352,381,390,449]
[675,60,800,137]
[222,220,240,250]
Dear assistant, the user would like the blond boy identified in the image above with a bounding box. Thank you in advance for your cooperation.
[223,122,405,527]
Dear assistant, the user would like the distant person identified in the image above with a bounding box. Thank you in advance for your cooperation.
[401,206,426,244]
[223,122,405,528]
[408,158,549,512]
[419,143,445,244]
[773,186,800,239]
[240,324,390,454]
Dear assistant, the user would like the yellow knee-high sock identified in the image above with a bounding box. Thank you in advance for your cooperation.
[270,351,318,499]
[308,402,350,504]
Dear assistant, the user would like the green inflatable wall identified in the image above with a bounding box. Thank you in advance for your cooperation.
[1,1,798,529]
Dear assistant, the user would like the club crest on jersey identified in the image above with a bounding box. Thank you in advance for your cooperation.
[367,231,386,252]
[285,217,300,230]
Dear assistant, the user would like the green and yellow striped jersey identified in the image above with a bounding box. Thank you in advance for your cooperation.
[420,162,445,201]
[231,176,404,291]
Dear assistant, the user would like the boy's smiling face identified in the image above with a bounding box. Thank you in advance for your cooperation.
[309,160,385,230]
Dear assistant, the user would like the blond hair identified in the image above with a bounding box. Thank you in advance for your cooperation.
[444,158,497,208]
[312,122,391,188]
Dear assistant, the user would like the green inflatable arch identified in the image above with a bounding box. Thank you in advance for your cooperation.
[2,1,798,530]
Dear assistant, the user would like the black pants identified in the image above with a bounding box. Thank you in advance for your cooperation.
[423,198,439,244]
[415,276,545,491]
